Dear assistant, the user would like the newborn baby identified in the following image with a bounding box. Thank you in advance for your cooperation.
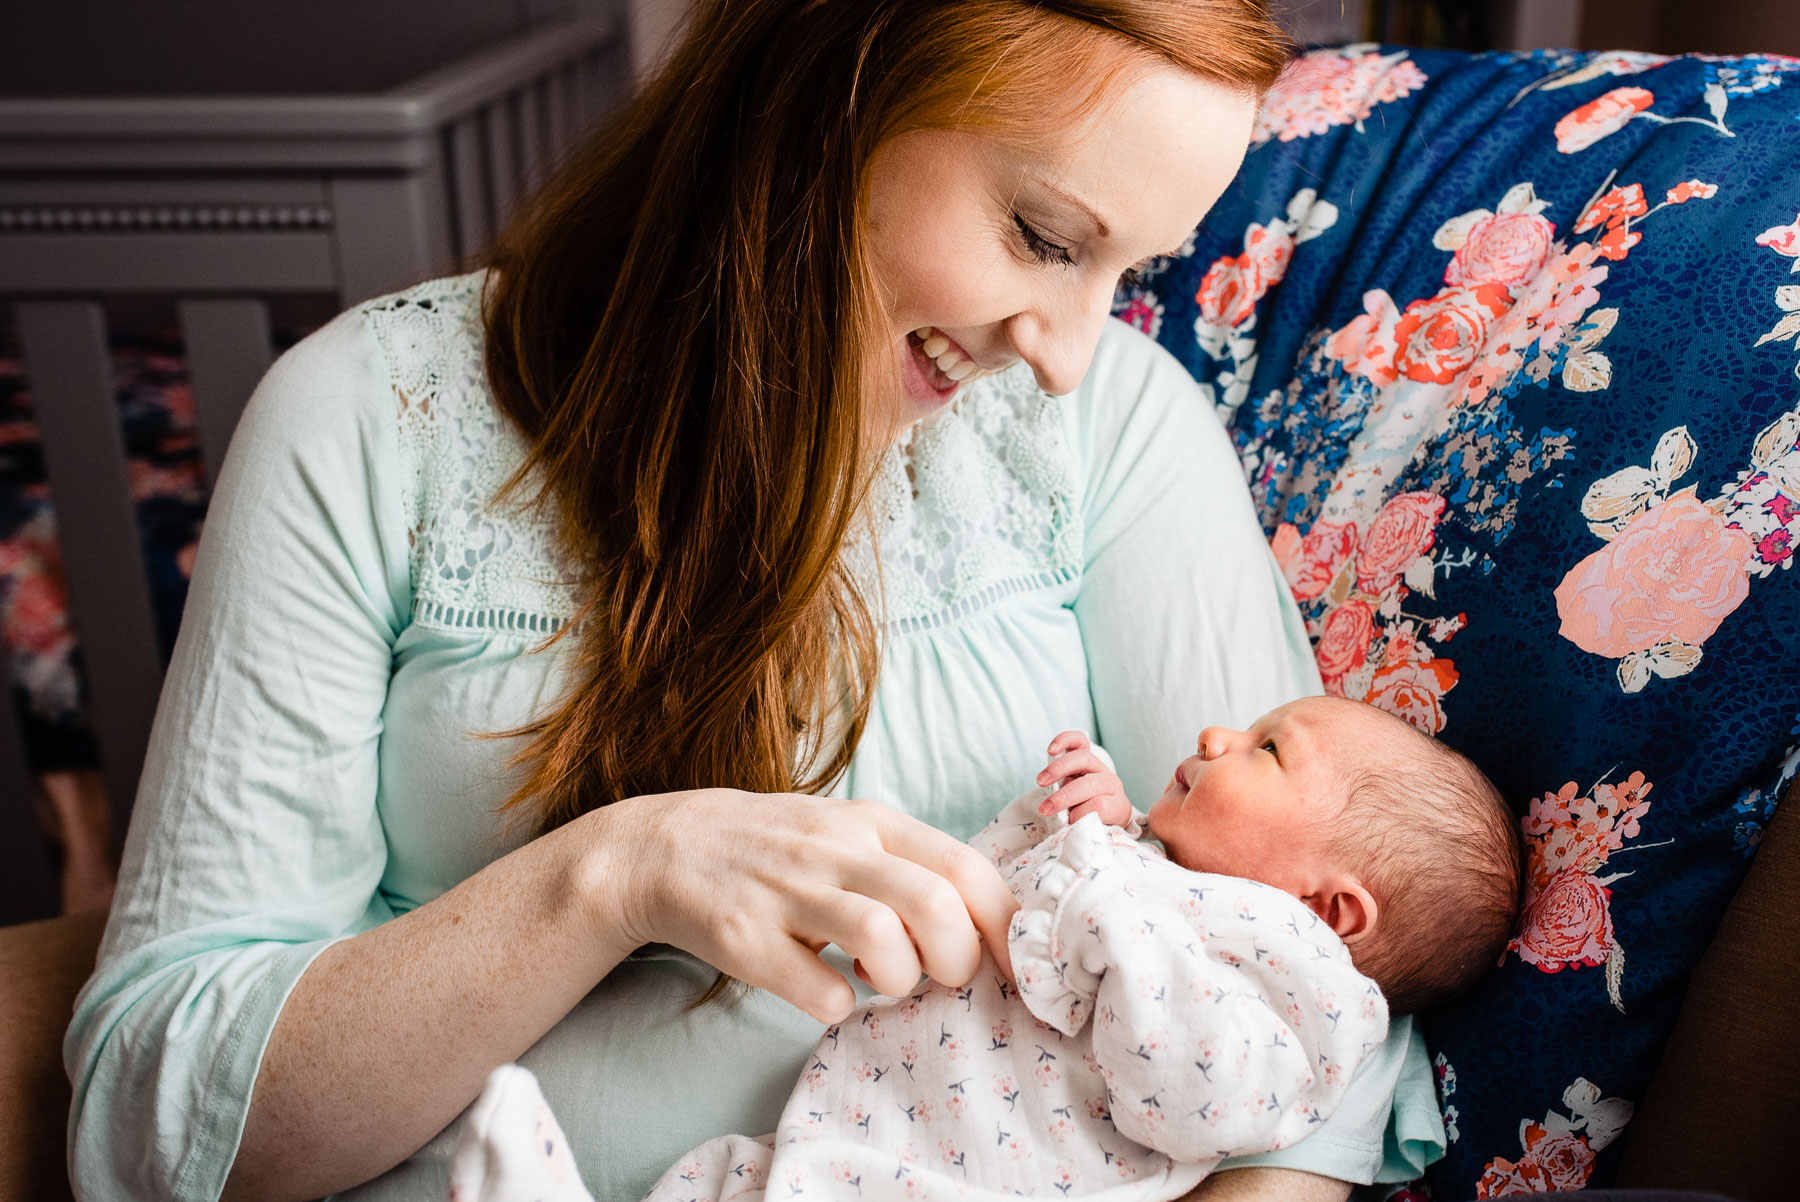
[449,696,1521,1202]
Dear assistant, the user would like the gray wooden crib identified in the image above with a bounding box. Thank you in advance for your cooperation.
[0,5,629,919]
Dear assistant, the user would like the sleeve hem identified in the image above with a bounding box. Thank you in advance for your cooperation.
[173,937,348,1201]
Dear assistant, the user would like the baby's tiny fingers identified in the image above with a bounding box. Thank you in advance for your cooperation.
[1045,730,1090,757]
[1036,748,1105,787]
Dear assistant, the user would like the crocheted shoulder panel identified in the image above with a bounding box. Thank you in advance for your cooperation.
[363,272,1083,635]
[363,272,576,634]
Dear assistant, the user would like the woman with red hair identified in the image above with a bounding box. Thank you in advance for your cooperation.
[66,4,1441,1200]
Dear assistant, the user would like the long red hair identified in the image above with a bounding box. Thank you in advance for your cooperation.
[482,1,1291,835]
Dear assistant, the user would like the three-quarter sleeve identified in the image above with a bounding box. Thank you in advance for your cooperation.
[1063,321,1443,1184]
[63,308,413,1201]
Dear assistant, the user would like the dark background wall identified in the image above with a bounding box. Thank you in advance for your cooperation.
[0,0,620,97]
[1583,0,1800,57]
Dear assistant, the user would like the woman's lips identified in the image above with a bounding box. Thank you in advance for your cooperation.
[902,332,962,407]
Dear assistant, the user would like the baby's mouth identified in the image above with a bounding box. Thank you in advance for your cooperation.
[907,326,985,390]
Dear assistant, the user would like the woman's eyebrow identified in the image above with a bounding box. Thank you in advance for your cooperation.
[1031,178,1112,238]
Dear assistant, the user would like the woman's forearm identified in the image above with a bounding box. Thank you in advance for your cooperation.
[222,800,646,1202]
[1184,1168,1353,1202]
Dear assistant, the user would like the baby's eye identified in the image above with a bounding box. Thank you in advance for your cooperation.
[1259,739,1279,759]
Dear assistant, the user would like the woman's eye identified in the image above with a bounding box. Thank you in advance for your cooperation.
[1013,214,1075,267]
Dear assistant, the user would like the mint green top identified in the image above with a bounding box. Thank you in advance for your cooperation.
[64,273,1444,1201]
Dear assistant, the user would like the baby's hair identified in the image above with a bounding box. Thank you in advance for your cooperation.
[1323,702,1522,1015]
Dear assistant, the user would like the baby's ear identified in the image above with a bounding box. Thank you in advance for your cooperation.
[1303,876,1378,944]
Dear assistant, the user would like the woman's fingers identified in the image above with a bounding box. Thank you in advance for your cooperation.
[871,808,1019,986]
[806,883,924,998]
[736,936,859,1024]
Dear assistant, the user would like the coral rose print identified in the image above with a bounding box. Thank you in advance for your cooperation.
[1393,288,1509,385]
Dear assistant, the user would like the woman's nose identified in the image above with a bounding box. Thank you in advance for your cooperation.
[1006,282,1117,397]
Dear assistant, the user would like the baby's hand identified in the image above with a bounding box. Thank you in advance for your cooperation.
[1036,731,1132,827]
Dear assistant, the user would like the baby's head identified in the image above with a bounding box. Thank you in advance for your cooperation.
[1146,695,1521,1014]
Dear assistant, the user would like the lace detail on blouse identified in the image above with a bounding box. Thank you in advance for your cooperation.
[364,272,578,633]
[365,273,1082,637]
[854,363,1083,632]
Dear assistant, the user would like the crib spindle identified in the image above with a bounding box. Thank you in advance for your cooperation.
[11,301,163,828]
[177,298,274,487]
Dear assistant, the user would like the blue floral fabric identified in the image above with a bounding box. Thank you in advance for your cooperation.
[1114,45,1800,1196]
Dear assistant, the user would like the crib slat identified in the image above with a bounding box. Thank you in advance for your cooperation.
[12,301,164,829]
[547,67,573,162]
[178,298,273,487]
[447,114,492,261]
[516,87,546,196]
[483,100,520,230]
[0,644,58,924]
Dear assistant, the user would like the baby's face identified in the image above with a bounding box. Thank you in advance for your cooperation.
[1147,697,1369,894]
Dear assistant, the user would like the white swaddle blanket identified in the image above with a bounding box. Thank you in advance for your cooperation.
[449,789,1389,1202]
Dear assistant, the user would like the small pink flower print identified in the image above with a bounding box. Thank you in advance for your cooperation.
[806,1069,827,1092]
[1276,519,1358,601]
[1512,868,1614,970]
[1115,295,1164,339]
[1035,1062,1060,1087]
[1367,658,1459,734]
[1316,600,1376,689]
[1664,179,1717,205]
[1477,1124,1597,1196]
[991,1021,1012,1044]
[1756,213,1800,260]
[833,1163,855,1183]
[1054,1162,1079,1189]
[945,1094,964,1118]
[1554,87,1654,153]
[937,1140,960,1164]
[993,1075,1017,1097]
[1575,183,1649,236]
[1445,212,1555,289]
[1358,492,1448,594]
[1594,224,1642,262]
[1393,287,1511,385]
[1085,1097,1109,1120]
[1555,494,1753,658]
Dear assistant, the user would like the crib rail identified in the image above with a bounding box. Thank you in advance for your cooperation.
[0,17,627,840]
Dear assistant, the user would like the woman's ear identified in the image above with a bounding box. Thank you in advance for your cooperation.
[1302,876,1378,944]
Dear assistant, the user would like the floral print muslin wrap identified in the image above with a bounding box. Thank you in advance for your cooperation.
[1118,42,1800,1196]
[632,791,1386,1202]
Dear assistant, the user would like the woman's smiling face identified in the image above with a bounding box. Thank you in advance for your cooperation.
[863,58,1256,425]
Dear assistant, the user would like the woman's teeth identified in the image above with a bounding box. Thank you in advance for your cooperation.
[912,326,984,386]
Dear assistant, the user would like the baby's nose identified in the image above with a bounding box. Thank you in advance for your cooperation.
[1196,726,1238,758]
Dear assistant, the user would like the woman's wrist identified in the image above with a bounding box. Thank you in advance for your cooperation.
[556,791,672,965]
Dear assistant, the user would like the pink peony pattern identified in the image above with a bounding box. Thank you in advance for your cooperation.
[1445,212,1555,289]
[1253,47,1429,144]
[1555,494,1752,658]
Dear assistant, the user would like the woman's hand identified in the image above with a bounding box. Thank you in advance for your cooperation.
[599,789,1020,1023]
[1036,731,1133,826]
